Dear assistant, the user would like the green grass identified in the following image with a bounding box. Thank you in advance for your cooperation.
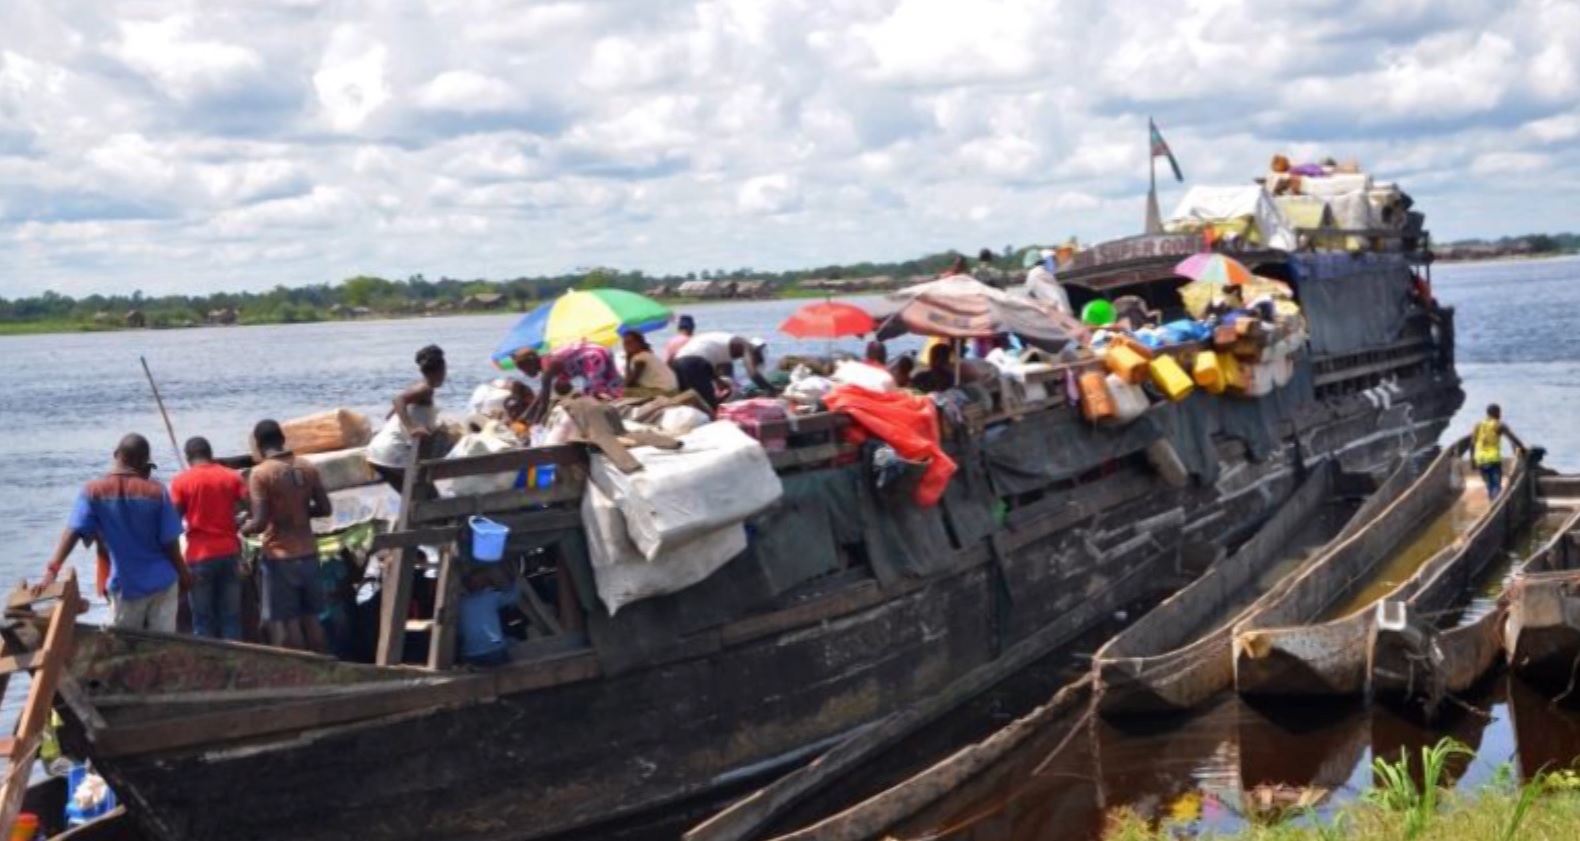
[0,319,122,336]
[1103,738,1580,841]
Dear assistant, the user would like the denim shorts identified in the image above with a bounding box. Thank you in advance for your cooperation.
[260,556,325,623]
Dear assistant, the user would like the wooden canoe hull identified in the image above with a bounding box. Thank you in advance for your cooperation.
[1373,505,1576,715]
[1094,461,1346,715]
[1507,572,1580,698]
[1236,441,1530,699]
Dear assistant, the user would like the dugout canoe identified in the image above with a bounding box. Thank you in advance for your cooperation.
[1233,439,1529,698]
[1372,494,1572,718]
[1504,508,1580,701]
[1092,459,1371,716]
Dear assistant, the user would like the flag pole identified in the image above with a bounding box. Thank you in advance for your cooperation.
[1144,120,1163,235]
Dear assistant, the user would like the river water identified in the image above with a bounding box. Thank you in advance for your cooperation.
[2,258,1580,836]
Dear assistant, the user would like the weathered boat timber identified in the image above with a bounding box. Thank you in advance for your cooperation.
[1372,492,1571,718]
[1092,458,1369,716]
[1505,507,1580,701]
[1233,440,1526,698]
[26,235,1464,841]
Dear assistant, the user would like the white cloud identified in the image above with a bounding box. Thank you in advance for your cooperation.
[737,173,801,215]
[412,70,517,112]
[113,16,263,102]
[312,26,390,132]
[0,0,1576,297]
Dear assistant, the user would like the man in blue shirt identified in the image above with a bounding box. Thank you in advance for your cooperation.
[38,434,190,632]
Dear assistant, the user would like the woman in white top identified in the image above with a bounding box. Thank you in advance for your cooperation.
[366,345,446,492]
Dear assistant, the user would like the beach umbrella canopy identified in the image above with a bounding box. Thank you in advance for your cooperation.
[1178,275,1295,319]
[876,276,1089,348]
[1174,253,1255,286]
[491,289,671,368]
[779,301,876,339]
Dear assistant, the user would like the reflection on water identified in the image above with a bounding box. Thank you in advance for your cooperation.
[1321,471,1488,621]
[897,677,1580,841]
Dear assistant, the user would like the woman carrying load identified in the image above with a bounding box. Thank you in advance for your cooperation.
[366,345,447,493]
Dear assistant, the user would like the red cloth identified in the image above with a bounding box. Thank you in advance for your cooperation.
[824,385,956,507]
[170,462,248,563]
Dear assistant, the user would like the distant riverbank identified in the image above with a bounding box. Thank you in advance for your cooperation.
[0,287,849,339]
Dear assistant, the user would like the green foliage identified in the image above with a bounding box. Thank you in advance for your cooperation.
[1362,738,1472,839]
[0,245,984,333]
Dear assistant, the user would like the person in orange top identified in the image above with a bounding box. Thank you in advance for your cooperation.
[170,437,249,640]
[240,420,332,652]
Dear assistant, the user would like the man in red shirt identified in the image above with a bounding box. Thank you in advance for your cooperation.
[170,437,249,640]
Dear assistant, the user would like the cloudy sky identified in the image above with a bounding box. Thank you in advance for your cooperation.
[1,0,1577,297]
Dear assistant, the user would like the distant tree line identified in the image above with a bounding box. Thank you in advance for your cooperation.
[0,248,997,331]
[1437,232,1579,258]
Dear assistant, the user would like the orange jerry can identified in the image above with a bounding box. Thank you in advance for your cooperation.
[1105,342,1150,385]
[1079,370,1116,422]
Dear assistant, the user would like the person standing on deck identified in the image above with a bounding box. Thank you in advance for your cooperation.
[37,434,189,632]
[1025,249,1073,316]
[241,420,332,653]
[1471,404,1526,499]
[366,345,446,493]
[170,437,248,640]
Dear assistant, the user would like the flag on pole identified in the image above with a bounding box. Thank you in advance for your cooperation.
[1149,118,1184,182]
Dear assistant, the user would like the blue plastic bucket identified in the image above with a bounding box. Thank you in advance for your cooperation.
[469,516,509,562]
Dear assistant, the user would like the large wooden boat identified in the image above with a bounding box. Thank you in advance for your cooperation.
[1091,459,1371,716]
[1372,490,1575,717]
[1232,440,1529,698]
[22,224,1464,841]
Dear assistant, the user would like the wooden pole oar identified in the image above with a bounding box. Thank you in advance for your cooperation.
[139,355,187,470]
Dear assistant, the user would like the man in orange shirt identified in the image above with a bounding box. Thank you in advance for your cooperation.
[170,437,248,640]
[240,420,332,652]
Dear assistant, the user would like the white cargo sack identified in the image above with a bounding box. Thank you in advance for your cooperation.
[830,360,895,393]
[436,430,518,497]
[302,447,380,493]
[581,481,747,615]
[656,406,712,436]
[589,421,783,562]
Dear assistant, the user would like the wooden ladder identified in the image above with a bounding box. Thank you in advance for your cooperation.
[0,571,82,834]
[377,448,462,669]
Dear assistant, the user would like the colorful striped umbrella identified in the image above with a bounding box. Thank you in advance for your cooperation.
[1174,253,1255,286]
[491,289,671,369]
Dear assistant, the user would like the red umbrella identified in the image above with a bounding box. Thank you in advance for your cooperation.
[779,301,876,339]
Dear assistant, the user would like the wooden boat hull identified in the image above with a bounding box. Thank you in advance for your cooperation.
[40,270,1466,840]
[1236,442,1529,699]
[1506,571,1580,699]
[1094,461,1352,715]
[1372,504,1574,716]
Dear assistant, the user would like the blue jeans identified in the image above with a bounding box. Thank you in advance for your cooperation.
[188,556,243,641]
[1480,463,1503,500]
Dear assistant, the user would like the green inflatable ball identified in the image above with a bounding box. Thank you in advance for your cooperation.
[1081,299,1115,326]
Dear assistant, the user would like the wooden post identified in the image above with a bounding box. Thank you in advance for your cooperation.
[0,571,81,833]
[376,447,423,666]
[427,544,460,670]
